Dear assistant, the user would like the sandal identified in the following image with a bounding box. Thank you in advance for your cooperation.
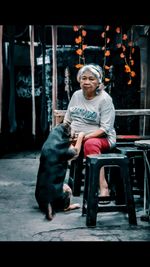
[98,200,111,205]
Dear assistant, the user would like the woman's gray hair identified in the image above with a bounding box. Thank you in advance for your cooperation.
[77,64,103,83]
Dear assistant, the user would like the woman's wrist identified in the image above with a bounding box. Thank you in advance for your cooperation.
[84,134,91,140]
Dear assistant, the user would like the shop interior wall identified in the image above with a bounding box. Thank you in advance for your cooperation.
[0,41,141,155]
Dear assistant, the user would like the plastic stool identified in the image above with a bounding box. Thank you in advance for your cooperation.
[68,146,117,196]
[82,153,137,227]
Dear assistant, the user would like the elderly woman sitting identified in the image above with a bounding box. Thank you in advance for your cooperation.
[64,64,116,200]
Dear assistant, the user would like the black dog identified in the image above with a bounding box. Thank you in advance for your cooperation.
[35,123,78,220]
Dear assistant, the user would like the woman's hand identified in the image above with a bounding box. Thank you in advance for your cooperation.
[78,132,85,139]
[71,131,85,144]
[74,132,85,156]
[83,134,91,141]
[70,131,85,157]
[83,129,106,141]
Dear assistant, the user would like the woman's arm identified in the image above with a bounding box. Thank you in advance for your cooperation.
[83,128,106,141]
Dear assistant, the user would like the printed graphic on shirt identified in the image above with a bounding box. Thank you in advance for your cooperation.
[70,106,97,122]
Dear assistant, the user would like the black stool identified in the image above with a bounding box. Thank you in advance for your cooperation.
[116,146,144,196]
[68,146,117,197]
[82,153,137,227]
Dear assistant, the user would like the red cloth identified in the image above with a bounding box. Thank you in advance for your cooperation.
[117,135,141,140]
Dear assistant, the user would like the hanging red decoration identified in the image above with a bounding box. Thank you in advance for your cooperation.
[73,25,87,69]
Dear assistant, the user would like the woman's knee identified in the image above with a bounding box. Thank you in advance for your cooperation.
[83,138,100,156]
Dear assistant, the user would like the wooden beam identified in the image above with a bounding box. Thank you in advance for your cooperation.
[53,109,150,126]
[115,109,150,116]
[54,109,150,117]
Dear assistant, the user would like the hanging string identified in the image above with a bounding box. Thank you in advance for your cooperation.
[51,25,58,128]
[29,25,36,137]
[8,25,17,133]
[0,25,3,133]
[39,25,48,133]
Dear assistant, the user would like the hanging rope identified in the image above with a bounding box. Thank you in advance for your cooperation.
[8,25,17,133]
[51,25,58,128]
[29,25,36,137]
[39,25,48,133]
[64,66,72,102]
[0,25,3,133]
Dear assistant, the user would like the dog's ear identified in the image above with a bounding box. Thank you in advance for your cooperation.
[62,123,71,137]
[63,122,70,130]
[54,123,69,137]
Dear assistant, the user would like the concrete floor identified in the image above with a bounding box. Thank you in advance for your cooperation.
[0,150,150,242]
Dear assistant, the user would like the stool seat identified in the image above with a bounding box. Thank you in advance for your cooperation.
[82,153,137,227]
[87,153,127,160]
[116,146,143,153]
[135,140,150,149]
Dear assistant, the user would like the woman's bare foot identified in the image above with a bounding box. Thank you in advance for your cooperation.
[63,183,72,195]
[64,203,80,211]
[63,183,80,211]
[99,187,110,197]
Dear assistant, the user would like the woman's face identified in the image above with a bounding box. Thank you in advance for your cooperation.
[80,70,99,97]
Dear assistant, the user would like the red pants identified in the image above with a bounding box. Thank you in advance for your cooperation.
[83,138,110,157]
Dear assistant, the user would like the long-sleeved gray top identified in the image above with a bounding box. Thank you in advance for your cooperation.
[64,88,116,147]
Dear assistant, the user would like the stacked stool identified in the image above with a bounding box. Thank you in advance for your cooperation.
[116,146,144,196]
[82,153,137,227]
[134,140,150,222]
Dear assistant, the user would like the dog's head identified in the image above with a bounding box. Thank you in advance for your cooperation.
[56,123,72,140]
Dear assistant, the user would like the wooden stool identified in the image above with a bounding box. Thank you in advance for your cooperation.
[82,153,137,227]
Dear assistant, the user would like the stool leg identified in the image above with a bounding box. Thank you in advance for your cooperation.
[114,167,125,205]
[143,153,147,215]
[82,160,89,216]
[86,163,99,227]
[120,160,137,225]
[72,150,84,196]
[68,160,76,189]
[145,151,150,217]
